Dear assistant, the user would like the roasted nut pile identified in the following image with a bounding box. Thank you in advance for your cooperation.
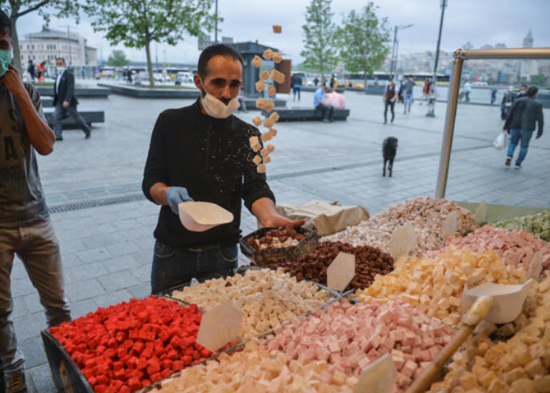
[169,269,330,339]
[324,197,477,256]
[246,227,308,251]
[263,298,453,393]
[356,247,526,326]
[427,277,550,393]
[150,339,354,393]
[428,226,550,273]
[262,241,394,291]
[491,210,550,242]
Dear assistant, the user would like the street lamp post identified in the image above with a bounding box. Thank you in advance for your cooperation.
[427,0,448,117]
[390,24,413,79]
[214,0,219,44]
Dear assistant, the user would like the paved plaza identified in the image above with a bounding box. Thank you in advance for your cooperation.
[12,85,550,392]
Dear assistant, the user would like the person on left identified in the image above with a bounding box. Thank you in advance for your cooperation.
[0,9,71,393]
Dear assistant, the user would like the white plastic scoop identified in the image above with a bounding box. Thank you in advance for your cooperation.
[178,202,234,232]
[406,279,535,393]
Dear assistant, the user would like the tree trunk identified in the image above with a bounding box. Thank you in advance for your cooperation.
[144,37,155,88]
[10,7,22,72]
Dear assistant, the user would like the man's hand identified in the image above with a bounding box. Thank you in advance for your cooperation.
[167,187,193,215]
[0,65,26,98]
[261,216,305,229]
[503,129,509,134]
[63,101,69,108]
[536,131,542,139]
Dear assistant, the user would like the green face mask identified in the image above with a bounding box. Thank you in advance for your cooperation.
[0,49,11,78]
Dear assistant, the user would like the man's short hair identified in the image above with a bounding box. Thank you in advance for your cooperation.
[197,44,243,78]
[0,9,11,37]
[56,57,66,64]
[526,86,538,97]
[521,84,528,89]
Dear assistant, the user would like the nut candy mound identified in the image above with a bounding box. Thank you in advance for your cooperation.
[246,226,308,251]
[324,197,477,257]
[262,298,453,393]
[427,277,550,393]
[356,247,526,326]
[429,225,550,273]
[150,339,355,393]
[49,297,226,393]
[263,241,394,291]
[169,269,330,339]
[491,210,550,243]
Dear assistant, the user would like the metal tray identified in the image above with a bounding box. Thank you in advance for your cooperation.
[239,227,318,266]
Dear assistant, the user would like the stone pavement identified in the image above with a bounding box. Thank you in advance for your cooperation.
[11,85,550,392]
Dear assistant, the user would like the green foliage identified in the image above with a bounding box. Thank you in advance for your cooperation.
[530,73,547,87]
[1,0,80,71]
[300,0,338,77]
[83,0,216,86]
[334,2,390,87]
[108,49,130,67]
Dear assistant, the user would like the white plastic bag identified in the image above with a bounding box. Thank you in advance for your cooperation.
[493,131,508,150]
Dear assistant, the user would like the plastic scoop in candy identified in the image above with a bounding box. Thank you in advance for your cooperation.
[462,279,535,324]
[178,202,234,232]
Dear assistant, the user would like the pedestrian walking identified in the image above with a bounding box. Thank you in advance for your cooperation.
[464,80,471,102]
[26,59,35,82]
[397,78,404,104]
[0,11,71,393]
[490,87,497,105]
[52,57,91,141]
[403,75,416,114]
[504,86,544,169]
[126,67,132,84]
[420,77,432,105]
[313,76,319,87]
[517,84,528,99]
[291,74,302,101]
[237,85,248,112]
[383,79,398,124]
[501,86,516,120]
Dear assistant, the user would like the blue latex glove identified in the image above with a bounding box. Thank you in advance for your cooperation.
[166,187,193,215]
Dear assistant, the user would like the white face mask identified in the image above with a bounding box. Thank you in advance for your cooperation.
[57,66,65,74]
[199,78,240,119]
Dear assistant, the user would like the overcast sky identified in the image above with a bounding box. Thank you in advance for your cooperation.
[17,0,550,65]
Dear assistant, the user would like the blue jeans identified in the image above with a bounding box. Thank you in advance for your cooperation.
[151,241,238,294]
[507,128,533,166]
[404,93,413,113]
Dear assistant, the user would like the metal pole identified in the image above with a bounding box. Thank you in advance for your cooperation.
[214,0,219,44]
[390,26,397,78]
[435,50,464,198]
[67,26,71,65]
[428,0,447,117]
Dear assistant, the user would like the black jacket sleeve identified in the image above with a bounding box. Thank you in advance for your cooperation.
[537,102,544,136]
[142,113,169,203]
[65,72,75,105]
[241,127,275,212]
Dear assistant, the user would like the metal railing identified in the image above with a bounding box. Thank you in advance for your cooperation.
[435,47,550,198]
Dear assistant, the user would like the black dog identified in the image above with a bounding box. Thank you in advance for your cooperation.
[382,137,398,177]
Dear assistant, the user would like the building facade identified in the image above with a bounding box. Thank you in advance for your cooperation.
[19,28,97,66]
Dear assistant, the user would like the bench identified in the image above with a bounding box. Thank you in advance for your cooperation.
[43,108,105,128]
[242,98,286,110]
[262,108,350,122]
[36,86,111,98]
[98,83,201,99]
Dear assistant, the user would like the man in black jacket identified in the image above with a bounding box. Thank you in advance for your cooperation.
[142,44,302,294]
[52,57,91,141]
[504,86,544,169]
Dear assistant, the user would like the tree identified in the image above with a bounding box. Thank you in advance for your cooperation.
[84,0,216,87]
[335,2,390,90]
[108,49,130,67]
[301,0,337,81]
[530,73,547,87]
[0,0,80,71]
